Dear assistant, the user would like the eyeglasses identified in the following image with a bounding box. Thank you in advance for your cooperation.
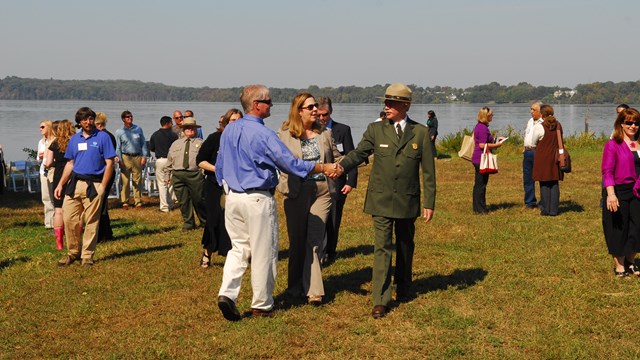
[174,116,183,119]
[39,126,45,129]
[623,120,640,127]
[123,116,133,119]
[318,113,330,118]
[255,99,272,105]
[300,103,319,111]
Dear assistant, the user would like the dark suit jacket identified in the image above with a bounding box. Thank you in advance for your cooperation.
[329,120,357,190]
[340,117,436,219]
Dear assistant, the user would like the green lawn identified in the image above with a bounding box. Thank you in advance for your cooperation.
[2,144,639,359]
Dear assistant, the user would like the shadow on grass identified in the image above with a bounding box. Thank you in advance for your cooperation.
[487,202,518,212]
[107,221,176,241]
[413,267,488,295]
[100,243,184,262]
[0,192,41,209]
[559,200,584,214]
[0,256,31,272]
[13,220,42,227]
[274,267,373,310]
[278,244,374,264]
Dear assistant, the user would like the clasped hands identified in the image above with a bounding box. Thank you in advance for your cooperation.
[323,163,343,179]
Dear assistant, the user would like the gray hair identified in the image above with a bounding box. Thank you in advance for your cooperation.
[240,84,270,113]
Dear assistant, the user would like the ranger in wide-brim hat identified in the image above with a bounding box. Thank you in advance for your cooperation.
[180,117,201,128]
[378,83,412,103]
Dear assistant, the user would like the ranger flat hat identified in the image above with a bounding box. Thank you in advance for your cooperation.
[378,83,412,103]
[180,117,201,128]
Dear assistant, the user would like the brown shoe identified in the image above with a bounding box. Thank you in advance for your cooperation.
[307,295,323,306]
[251,308,274,318]
[122,204,129,210]
[81,259,94,267]
[58,255,79,267]
[372,305,387,319]
[135,204,143,210]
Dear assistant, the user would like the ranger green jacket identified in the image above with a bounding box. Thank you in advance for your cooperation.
[340,118,436,219]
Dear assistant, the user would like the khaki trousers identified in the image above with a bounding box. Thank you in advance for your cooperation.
[283,180,331,298]
[40,173,54,227]
[120,154,143,206]
[219,189,278,311]
[62,181,104,260]
[155,158,174,212]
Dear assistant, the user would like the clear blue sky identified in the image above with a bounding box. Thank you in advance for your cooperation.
[2,0,638,89]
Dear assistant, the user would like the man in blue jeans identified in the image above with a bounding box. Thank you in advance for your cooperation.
[523,101,543,209]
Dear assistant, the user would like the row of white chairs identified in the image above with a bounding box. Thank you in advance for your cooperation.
[6,159,159,198]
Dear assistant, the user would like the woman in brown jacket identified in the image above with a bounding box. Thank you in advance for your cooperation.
[532,105,565,216]
[277,92,341,305]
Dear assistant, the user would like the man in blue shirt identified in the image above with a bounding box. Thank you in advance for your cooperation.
[115,110,149,209]
[54,107,116,266]
[215,84,339,321]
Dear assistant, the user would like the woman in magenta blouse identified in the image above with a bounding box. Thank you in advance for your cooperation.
[471,107,504,214]
[602,107,640,277]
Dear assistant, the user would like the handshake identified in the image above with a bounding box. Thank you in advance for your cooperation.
[321,163,344,179]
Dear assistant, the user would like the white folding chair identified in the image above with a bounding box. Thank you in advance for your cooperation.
[9,160,39,192]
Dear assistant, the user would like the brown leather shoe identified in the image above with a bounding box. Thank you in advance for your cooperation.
[372,305,387,319]
[251,308,274,318]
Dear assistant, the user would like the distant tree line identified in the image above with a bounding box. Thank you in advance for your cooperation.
[1,76,638,104]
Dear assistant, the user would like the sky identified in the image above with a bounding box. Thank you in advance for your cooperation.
[2,0,639,89]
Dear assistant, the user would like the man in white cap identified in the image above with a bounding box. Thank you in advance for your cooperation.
[336,83,436,318]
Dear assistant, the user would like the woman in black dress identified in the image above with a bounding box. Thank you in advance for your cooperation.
[44,120,75,250]
[196,108,243,268]
[426,110,438,159]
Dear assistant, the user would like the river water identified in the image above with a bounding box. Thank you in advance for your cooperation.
[0,100,625,162]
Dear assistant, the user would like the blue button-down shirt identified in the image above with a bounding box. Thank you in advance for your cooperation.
[215,115,315,192]
[115,124,149,159]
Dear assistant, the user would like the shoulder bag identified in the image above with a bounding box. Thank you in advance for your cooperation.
[555,128,571,173]
[479,144,498,174]
[458,135,474,161]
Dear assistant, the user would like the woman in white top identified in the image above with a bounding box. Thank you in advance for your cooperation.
[38,120,55,228]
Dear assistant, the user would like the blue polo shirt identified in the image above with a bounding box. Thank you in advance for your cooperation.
[65,129,116,175]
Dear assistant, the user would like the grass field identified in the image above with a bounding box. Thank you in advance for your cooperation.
[2,142,639,359]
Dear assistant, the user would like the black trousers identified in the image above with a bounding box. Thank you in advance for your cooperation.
[472,163,489,214]
[97,170,115,241]
[603,183,640,256]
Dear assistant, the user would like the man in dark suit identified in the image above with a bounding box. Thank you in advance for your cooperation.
[316,97,357,265]
[336,83,436,319]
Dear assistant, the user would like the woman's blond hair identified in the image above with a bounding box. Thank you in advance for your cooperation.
[281,92,321,138]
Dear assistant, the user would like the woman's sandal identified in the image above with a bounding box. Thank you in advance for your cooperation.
[614,268,630,278]
[625,260,640,277]
[200,251,211,269]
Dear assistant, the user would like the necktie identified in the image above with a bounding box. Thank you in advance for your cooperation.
[396,123,403,140]
[183,138,190,169]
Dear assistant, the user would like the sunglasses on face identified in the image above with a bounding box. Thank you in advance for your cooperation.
[624,120,640,127]
[255,99,272,105]
[300,103,319,111]
[174,116,183,119]
[40,126,45,129]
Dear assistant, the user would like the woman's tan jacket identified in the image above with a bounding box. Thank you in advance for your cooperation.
[276,127,342,198]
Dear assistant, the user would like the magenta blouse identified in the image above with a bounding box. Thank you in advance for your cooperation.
[472,122,493,165]
[602,139,637,188]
